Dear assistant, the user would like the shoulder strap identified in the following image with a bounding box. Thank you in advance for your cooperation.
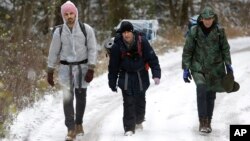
[137,34,150,71]
[79,21,87,46]
[190,25,198,48]
[194,25,198,41]
[137,34,142,56]
[57,22,87,46]
[53,25,63,52]
[216,25,223,51]
[56,22,87,54]
[120,34,143,59]
[51,24,63,37]
[59,25,63,37]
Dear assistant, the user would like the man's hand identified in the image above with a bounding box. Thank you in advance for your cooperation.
[226,64,233,74]
[153,78,160,85]
[85,69,94,83]
[47,71,54,86]
[111,87,117,92]
[183,69,192,83]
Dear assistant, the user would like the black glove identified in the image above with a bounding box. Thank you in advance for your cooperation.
[47,71,54,86]
[183,69,192,83]
[109,80,117,92]
[111,87,117,92]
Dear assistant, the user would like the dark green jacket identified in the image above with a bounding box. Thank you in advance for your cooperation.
[182,18,231,92]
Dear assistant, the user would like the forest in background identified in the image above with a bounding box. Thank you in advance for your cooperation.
[0,0,250,137]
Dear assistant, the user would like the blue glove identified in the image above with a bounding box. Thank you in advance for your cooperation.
[183,69,192,83]
[226,64,233,73]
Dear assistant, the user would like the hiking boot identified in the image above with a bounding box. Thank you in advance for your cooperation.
[65,129,76,141]
[124,131,134,136]
[75,124,84,135]
[206,118,212,133]
[199,118,208,133]
[135,123,143,130]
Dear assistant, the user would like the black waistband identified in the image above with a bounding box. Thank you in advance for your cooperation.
[60,59,88,65]
[120,67,145,73]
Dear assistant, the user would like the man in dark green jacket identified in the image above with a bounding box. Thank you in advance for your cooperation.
[182,6,234,134]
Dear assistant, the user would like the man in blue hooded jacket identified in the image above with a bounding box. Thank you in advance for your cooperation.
[108,21,161,136]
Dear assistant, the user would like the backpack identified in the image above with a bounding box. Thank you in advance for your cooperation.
[103,31,145,57]
[116,20,158,41]
[104,20,158,56]
[51,21,87,46]
[104,20,158,70]
[184,15,199,37]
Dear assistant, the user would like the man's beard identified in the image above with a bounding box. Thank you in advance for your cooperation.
[67,18,75,25]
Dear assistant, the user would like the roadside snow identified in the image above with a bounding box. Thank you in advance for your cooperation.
[3,37,250,141]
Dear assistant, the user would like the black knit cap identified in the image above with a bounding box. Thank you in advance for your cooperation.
[119,21,134,33]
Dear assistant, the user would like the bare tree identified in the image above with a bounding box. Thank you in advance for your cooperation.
[178,0,189,26]
[189,0,195,15]
[168,0,189,26]
[108,0,130,35]
[11,1,34,41]
[200,0,208,11]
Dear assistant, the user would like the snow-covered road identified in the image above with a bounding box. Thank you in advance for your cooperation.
[3,37,250,141]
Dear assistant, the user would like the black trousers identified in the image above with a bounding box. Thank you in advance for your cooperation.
[122,90,146,132]
[196,84,216,119]
[63,88,86,130]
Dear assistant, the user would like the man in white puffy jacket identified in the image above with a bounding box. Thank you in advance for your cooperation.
[47,1,97,140]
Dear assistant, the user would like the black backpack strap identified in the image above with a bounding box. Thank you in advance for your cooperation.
[56,22,86,46]
[216,25,223,51]
[137,34,142,56]
[53,25,63,52]
[51,24,63,37]
[54,23,87,54]
[79,21,87,46]
[59,25,63,37]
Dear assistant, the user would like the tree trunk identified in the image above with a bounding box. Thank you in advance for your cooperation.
[200,0,207,11]
[189,0,194,15]
[13,1,34,41]
[179,0,189,26]
[168,0,176,25]
[108,0,130,35]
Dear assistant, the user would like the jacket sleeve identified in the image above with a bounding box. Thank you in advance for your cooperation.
[219,28,232,65]
[85,24,98,66]
[141,37,161,79]
[108,43,121,88]
[182,28,196,70]
[47,28,62,68]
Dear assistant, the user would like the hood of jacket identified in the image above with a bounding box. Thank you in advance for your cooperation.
[197,6,218,26]
[61,1,79,27]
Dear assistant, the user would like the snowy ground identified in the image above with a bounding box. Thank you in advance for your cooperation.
[2,37,250,141]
